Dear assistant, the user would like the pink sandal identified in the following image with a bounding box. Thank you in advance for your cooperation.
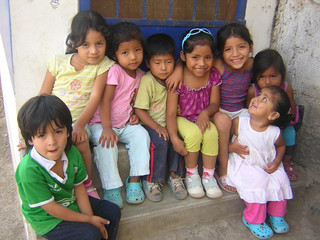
[214,172,237,193]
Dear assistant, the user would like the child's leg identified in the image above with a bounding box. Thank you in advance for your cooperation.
[141,125,168,201]
[282,126,298,180]
[212,112,237,193]
[42,221,101,240]
[243,201,267,224]
[74,139,99,199]
[201,122,222,198]
[89,196,121,240]
[120,124,150,204]
[267,200,289,233]
[177,117,204,198]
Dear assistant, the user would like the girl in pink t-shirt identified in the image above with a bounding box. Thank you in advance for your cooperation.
[89,22,150,208]
[166,28,222,199]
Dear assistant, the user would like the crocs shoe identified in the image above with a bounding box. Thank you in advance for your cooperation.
[184,174,205,198]
[142,180,163,202]
[167,175,188,200]
[202,176,223,199]
[85,183,100,199]
[126,177,145,204]
[103,188,123,208]
[242,216,273,239]
[268,215,289,233]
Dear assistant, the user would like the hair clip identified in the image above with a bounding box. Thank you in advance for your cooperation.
[181,28,213,50]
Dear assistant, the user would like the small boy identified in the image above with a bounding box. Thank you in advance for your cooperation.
[15,94,121,240]
[134,34,187,201]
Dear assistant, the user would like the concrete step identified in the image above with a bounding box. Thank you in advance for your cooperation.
[91,144,306,240]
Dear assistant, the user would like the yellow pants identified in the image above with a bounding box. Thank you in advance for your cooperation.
[177,116,218,156]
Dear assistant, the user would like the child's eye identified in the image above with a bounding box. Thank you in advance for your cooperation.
[135,48,142,52]
[56,130,63,134]
[166,60,172,64]
[37,133,45,138]
[224,48,231,52]
[205,56,212,60]
[81,43,89,47]
[121,51,128,55]
[262,97,267,102]
[97,42,104,46]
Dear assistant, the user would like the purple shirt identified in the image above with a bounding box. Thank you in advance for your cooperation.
[176,67,221,123]
[220,63,252,112]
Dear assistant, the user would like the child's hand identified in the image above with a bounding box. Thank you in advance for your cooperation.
[177,104,182,116]
[264,161,280,174]
[17,141,27,151]
[129,114,139,125]
[166,60,183,92]
[171,137,188,156]
[99,128,118,148]
[88,215,110,240]
[229,137,249,159]
[155,126,169,141]
[72,123,88,144]
[195,110,210,133]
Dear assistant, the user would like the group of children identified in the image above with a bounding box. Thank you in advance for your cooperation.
[15,9,299,240]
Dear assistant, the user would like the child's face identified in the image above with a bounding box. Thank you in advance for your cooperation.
[222,36,252,70]
[248,88,278,120]
[147,54,175,83]
[181,44,213,77]
[115,39,144,78]
[28,121,69,162]
[257,66,282,89]
[76,29,106,65]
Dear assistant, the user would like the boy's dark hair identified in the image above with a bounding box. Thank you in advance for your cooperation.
[181,30,215,55]
[217,22,253,57]
[17,94,73,152]
[265,85,291,129]
[65,10,108,54]
[145,33,175,62]
[106,22,146,61]
[253,49,286,84]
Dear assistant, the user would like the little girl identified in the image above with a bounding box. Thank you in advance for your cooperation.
[212,22,254,193]
[166,28,222,199]
[247,49,298,181]
[227,86,293,239]
[89,22,150,208]
[39,10,114,198]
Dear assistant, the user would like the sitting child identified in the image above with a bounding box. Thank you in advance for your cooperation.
[15,94,120,240]
[134,33,187,201]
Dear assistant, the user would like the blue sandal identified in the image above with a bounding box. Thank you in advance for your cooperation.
[103,188,123,208]
[126,177,145,204]
[268,215,289,233]
[242,216,273,239]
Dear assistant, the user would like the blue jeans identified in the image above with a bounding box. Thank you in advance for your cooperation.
[90,123,150,190]
[42,197,121,240]
[143,125,184,183]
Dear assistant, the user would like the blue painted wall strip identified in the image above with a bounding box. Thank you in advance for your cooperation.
[143,0,147,19]
[192,0,197,20]
[235,0,247,20]
[169,0,173,19]
[116,0,119,18]
[214,0,220,21]
[79,0,90,10]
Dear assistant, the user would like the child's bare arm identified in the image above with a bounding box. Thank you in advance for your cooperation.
[99,84,118,148]
[135,108,169,140]
[39,70,55,95]
[41,185,109,239]
[72,71,109,144]
[264,132,285,173]
[246,85,255,108]
[166,91,187,156]
[229,117,249,158]
[166,60,183,92]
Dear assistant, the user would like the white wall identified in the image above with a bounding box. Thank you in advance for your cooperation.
[245,0,278,55]
[10,0,78,108]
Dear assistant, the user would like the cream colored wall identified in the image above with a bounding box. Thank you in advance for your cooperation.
[10,0,78,108]
[245,0,277,55]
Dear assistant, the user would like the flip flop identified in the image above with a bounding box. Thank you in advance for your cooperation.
[214,172,237,193]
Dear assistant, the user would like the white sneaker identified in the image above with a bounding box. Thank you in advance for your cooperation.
[184,174,205,198]
[167,175,188,200]
[202,176,223,199]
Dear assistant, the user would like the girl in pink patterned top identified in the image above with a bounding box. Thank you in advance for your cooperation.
[167,28,223,199]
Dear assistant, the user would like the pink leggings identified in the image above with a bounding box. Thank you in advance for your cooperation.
[243,200,287,224]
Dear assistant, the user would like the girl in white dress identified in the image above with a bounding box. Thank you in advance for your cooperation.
[227,86,293,239]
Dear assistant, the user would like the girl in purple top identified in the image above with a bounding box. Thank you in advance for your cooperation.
[212,22,254,193]
[167,28,222,199]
